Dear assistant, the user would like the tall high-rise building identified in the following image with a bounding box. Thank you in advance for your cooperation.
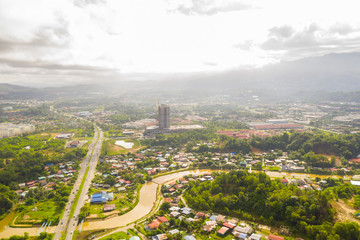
[158,104,170,129]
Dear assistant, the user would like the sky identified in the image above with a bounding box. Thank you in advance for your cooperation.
[0,0,360,87]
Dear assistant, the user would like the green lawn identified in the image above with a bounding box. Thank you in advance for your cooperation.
[18,201,61,224]
[99,231,130,240]
[266,166,281,171]
[195,232,237,240]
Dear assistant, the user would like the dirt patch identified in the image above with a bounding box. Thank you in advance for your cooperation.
[103,210,119,216]
[332,199,360,224]
[251,147,262,154]
[318,153,341,167]
[87,214,98,219]
[108,144,123,152]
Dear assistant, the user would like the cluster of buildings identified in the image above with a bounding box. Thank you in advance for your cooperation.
[122,119,158,129]
[16,162,77,198]
[217,130,274,140]
[247,119,304,131]
[144,104,205,136]
[333,113,360,122]
[0,123,35,138]
[279,177,322,191]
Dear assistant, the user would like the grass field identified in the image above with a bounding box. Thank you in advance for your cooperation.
[17,201,62,224]
[266,166,281,171]
[99,231,130,240]
[104,139,143,155]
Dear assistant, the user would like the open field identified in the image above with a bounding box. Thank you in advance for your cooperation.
[15,201,62,225]
[103,139,144,155]
[332,199,360,224]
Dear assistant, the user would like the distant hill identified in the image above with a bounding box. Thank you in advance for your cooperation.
[1,52,360,102]
[0,83,102,100]
[0,83,41,99]
[181,52,360,96]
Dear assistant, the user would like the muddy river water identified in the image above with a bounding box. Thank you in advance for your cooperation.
[0,169,348,236]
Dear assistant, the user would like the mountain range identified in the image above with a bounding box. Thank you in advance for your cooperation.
[1,52,360,102]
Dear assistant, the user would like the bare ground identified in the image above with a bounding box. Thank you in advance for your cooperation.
[332,199,360,224]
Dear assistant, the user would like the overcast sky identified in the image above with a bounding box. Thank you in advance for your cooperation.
[1,0,360,87]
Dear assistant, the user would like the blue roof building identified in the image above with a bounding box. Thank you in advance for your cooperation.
[184,235,196,240]
[91,192,113,204]
[209,215,218,221]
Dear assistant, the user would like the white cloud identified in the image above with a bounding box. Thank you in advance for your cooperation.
[0,0,360,86]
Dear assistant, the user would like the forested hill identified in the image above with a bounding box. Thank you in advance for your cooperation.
[0,83,101,100]
[251,131,360,160]
[184,170,360,240]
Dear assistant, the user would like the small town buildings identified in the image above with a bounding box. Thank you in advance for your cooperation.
[281,178,289,185]
[103,204,115,212]
[195,212,206,219]
[155,233,167,240]
[268,235,284,240]
[183,235,196,240]
[223,222,235,229]
[90,192,113,204]
[157,216,168,223]
[170,211,181,218]
[209,214,218,221]
[56,133,72,139]
[216,214,225,223]
[182,207,192,215]
[249,233,262,240]
[233,225,253,235]
[217,226,229,236]
[69,140,80,148]
[168,229,180,235]
[147,220,160,230]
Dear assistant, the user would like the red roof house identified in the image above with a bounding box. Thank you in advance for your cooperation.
[268,235,284,240]
[217,227,229,235]
[148,220,160,230]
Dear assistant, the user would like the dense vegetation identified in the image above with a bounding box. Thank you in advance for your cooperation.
[143,129,251,154]
[0,148,86,186]
[0,131,87,220]
[0,136,65,159]
[251,131,360,160]
[184,171,360,240]
[0,184,17,218]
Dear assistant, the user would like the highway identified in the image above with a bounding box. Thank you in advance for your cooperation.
[53,125,103,240]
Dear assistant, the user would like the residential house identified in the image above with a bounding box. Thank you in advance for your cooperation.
[183,235,196,240]
[103,204,115,212]
[249,233,262,240]
[217,227,229,236]
[216,215,225,223]
[168,229,180,235]
[157,216,168,223]
[268,235,284,240]
[147,220,160,230]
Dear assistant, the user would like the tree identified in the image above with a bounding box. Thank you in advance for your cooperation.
[160,202,171,211]
[104,175,117,186]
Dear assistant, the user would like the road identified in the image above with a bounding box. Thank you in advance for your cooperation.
[53,125,103,240]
